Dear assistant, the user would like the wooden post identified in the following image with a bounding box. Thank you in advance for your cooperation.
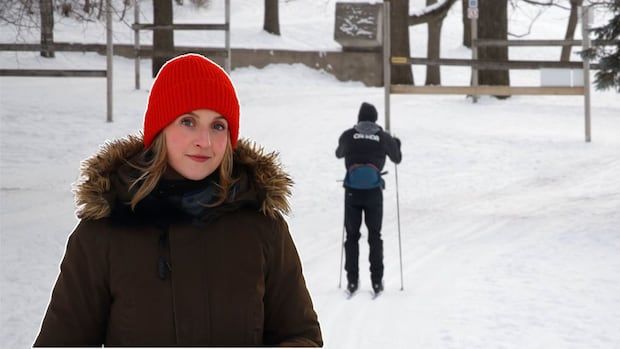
[470,12,478,103]
[134,0,140,89]
[106,0,113,122]
[581,6,591,142]
[383,1,391,132]
[225,0,231,73]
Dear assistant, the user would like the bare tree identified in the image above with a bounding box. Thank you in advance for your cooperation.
[84,0,93,14]
[504,0,582,61]
[391,0,413,84]
[387,0,457,85]
[478,0,510,97]
[1,0,38,31]
[561,0,583,61]
[40,0,54,57]
[264,0,280,35]
[152,0,174,77]
[425,0,446,85]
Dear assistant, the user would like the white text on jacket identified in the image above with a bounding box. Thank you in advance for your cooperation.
[353,133,380,142]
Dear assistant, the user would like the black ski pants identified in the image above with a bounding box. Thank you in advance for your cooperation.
[344,187,383,285]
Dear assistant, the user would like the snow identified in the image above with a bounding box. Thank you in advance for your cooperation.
[2,1,620,348]
[410,0,451,17]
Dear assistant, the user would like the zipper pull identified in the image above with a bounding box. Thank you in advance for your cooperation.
[158,256,172,280]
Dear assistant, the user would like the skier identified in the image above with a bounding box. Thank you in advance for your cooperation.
[34,54,322,346]
[335,102,402,296]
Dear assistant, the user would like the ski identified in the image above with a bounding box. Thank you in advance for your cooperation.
[345,290,358,300]
[371,291,382,300]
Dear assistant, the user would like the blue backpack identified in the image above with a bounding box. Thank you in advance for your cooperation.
[343,164,384,189]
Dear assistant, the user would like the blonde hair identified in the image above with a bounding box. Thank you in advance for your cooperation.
[128,133,237,210]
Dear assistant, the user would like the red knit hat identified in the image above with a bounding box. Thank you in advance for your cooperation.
[143,53,240,148]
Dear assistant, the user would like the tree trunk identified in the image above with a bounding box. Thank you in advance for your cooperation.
[40,0,55,58]
[561,0,582,62]
[462,0,471,48]
[425,0,444,85]
[478,0,509,98]
[263,0,280,35]
[391,0,413,85]
[152,0,175,77]
[98,0,104,20]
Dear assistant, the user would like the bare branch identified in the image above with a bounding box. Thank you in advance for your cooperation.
[508,9,544,37]
[409,0,458,26]
[518,0,570,10]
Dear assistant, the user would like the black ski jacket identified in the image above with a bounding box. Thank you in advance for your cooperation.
[335,121,402,170]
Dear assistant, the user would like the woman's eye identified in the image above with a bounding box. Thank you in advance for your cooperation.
[180,118,195,127]
[214,122,227,131]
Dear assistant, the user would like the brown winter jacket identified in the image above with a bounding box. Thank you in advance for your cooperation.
[34,135,322,347]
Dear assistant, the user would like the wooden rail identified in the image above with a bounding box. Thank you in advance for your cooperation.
[473,39,619,47]
[390,85,585,95]
[0,43,106,52]
[391,57,600,70]
[0,69,106,77]
[0,43,230,58]
[135,48,228,58]
[132,23,228,31]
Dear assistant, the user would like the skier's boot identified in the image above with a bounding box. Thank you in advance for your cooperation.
[372,281,384,295]
[347,280,358,295]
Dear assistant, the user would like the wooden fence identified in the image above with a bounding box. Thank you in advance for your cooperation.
[383,3,602,142]
[0,0,113,122]
[131,0,231,89]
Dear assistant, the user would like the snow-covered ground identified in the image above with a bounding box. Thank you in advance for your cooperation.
[2,1,620,348]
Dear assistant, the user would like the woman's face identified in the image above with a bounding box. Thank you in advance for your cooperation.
[163,109,229,181]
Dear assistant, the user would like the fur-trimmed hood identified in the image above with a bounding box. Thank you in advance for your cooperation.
[74,134,292,221]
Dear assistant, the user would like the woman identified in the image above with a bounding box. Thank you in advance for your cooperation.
[34,54,323,346]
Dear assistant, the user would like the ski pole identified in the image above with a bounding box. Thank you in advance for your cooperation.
[338,223,345,288]
[395,162,404,291]
[336,181,346,289]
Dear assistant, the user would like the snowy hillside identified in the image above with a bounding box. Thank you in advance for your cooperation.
[2,1,620,348]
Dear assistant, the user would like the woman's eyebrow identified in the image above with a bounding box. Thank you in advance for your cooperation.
[183,112,225,120]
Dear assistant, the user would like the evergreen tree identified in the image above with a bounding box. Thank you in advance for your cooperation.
[584,0,620,92]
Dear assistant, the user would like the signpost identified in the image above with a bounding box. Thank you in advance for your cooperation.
[467,8,478,19]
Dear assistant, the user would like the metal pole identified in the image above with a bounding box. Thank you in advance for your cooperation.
[581,6,591,142]
[394,162,403,291]
[134,0,140,89]
[383,1,391,131]
[471,17,479,103]
[225,0,231,73]
[106,0,113,122]
[384,1,403,291]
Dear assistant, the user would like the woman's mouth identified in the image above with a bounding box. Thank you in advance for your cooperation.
[187,155,210,163]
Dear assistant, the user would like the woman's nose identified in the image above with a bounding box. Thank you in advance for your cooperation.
[194,130,212,147]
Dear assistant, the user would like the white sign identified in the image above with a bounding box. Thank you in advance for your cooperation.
[468,0,478,8]
[467,8,479,19]
[540,69,572,87]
